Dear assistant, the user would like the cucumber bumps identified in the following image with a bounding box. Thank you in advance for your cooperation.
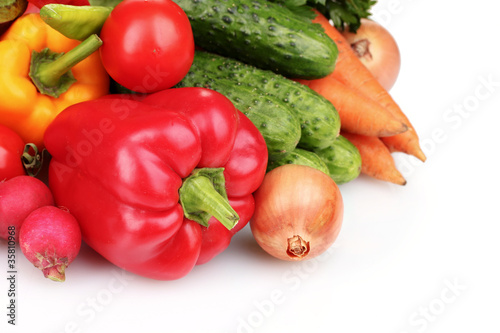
[177,73,301,160]
[173,0,338,79]
[190,51,341,150]
[268,136,362,185]
[177,51,341,160]
[315,135,361,184]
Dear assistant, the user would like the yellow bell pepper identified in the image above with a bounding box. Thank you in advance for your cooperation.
[0,13,109,149]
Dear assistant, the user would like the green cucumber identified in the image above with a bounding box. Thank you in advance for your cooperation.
[267,148,329,174]
[172,0,338,79]
[188,51,341,151]
[314,135,362,184]
[176,74,301,160]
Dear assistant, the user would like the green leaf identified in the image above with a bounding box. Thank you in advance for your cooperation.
[327,0,377,32]
[267,0,316,20]
[274,0,377,32]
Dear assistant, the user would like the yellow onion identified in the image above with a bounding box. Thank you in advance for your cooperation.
[341,18,401,91]
[250,164,343,261]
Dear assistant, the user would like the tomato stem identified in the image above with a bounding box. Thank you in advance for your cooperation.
[179,168,239,230]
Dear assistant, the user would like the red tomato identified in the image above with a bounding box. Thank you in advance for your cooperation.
[0,125,26,180]
[99,0,195,93]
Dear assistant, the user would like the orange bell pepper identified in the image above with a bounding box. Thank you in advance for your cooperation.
[0,13,109,149]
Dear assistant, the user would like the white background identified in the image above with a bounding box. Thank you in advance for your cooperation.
[2,0,500,332]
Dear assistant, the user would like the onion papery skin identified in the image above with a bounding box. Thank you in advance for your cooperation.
[250,165,343,261]
[341,18,401,91]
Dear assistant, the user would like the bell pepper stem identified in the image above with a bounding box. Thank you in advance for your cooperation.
[37,34,102,87]
[40,4,113,41]
[29,34,102,97]
[179,168,239,230]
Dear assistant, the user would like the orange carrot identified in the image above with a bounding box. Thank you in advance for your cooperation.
[298,75,407,137]
[342,132,406,186]
[313,10,426,162]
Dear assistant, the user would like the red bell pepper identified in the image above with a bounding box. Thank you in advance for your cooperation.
[44,87,268,280]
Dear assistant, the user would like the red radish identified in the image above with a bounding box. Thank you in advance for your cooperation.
[341,18,401,91]
[20,206,82,282]
[0,176,54,240]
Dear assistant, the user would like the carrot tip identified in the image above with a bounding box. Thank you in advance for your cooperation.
[412,147,427,163]
[389,171,407,186]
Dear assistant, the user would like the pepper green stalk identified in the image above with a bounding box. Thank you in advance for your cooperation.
[40,4,113,41]
[29,34,103,98]
[179,168,239,230]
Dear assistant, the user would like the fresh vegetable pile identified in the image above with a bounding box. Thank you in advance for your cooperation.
[0,0,424,281]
